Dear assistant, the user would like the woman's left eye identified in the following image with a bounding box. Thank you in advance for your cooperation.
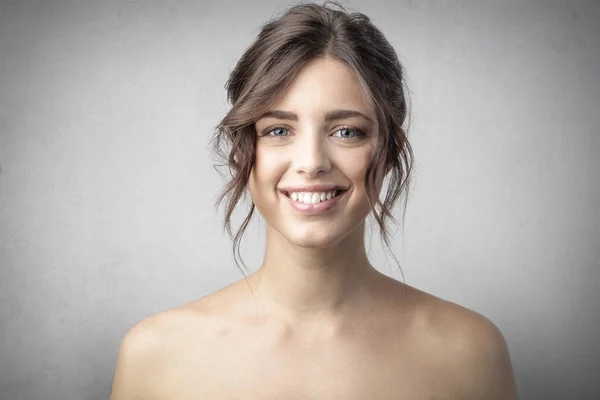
[333,127,365,139]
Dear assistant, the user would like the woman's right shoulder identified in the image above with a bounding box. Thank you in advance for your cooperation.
[110,301,215,399]
[119,298,216,355]
[123,309,187,346]
[114,280,249,368]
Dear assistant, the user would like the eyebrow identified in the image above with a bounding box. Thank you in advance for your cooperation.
[258,109,375,124]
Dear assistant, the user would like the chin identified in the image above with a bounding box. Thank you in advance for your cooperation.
[280,224,349,249]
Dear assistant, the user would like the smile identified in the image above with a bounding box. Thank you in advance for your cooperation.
[280,189,347,215]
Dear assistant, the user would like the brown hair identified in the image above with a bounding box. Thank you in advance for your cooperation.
[210,1,414,280]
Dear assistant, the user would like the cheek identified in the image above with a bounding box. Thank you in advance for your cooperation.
[340,148,373,187]
[251,148,285,193]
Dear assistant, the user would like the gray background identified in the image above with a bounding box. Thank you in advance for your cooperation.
[1,0,598,399]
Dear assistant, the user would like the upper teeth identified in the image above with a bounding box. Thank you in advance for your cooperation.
[289,190,338,204]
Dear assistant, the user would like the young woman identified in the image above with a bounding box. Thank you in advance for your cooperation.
[110,3,518,399]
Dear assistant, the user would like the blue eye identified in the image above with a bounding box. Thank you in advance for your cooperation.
[333,127,365,139]
[261,126,366,140]
[265,127,289,136]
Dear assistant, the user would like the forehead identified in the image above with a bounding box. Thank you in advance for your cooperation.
[267,57,373,117]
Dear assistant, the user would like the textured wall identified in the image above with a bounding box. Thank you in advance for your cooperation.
[0,0,598,399]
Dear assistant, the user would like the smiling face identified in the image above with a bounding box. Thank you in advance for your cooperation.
[248,57,382,248]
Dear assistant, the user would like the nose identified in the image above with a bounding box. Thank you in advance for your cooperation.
[293,126,331,177]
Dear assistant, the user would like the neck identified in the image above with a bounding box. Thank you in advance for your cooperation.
[247,220,380,322]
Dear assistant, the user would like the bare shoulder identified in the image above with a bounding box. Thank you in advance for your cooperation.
[423,293,519,399]
[109,304,211,400]
[112,285,234,364]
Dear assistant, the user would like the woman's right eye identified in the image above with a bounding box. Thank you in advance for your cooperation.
[264,127,289,136]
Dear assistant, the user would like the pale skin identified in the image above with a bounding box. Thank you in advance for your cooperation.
[110,57,518,399]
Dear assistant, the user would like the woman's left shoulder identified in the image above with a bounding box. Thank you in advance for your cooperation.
[426,295,519,399]
[427,294,509,351]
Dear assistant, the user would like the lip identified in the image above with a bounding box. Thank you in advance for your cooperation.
[280,189,348,216]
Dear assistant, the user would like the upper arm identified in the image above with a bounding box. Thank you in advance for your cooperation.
[110,317,166,400]
[450,314,519,400]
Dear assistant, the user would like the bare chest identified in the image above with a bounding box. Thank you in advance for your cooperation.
[155,329,455,400]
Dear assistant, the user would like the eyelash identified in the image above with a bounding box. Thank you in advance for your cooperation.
[260,126,366,141]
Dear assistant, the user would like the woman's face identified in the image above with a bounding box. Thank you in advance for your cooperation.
[249,57,381,248]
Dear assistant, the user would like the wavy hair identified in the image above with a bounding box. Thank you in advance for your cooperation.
[209,1,414,282]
